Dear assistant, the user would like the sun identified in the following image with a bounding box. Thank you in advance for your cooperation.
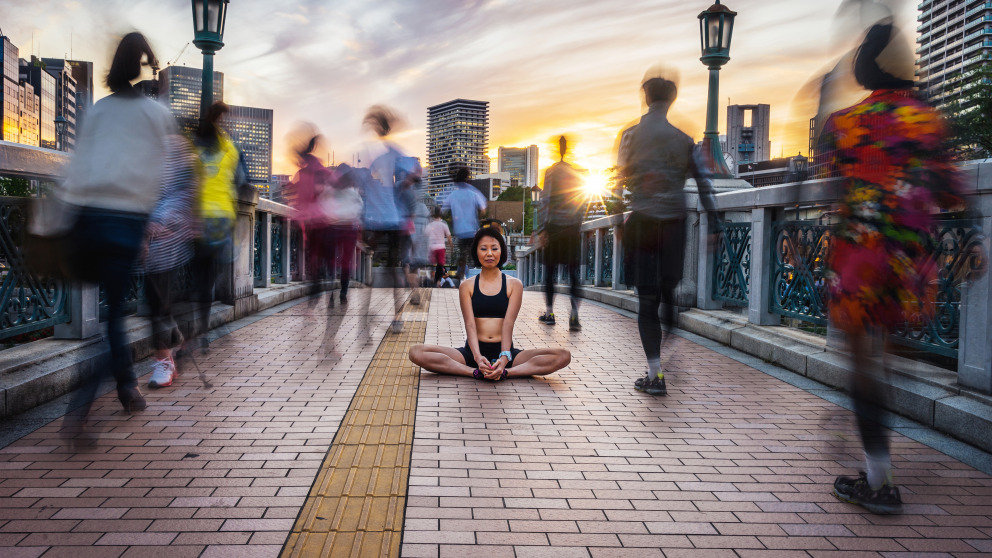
[582,169,612,198]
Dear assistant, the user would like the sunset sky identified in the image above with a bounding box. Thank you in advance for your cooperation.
[1,0,915,179]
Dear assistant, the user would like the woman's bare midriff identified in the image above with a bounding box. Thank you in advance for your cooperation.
[476,317,503,343]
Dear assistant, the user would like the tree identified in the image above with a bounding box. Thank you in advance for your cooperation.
[496,186,534,233]
[0,177,35,197]
[946,63,992,160]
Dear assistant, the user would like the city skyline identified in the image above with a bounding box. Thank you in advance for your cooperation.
[1,0,915,179]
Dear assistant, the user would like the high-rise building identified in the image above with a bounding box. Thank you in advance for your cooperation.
[726,104,770,174]
[16,74,40,147]
[497,145,539,188]
[916,0,992,109]
[426,99,489,200]
[224,105,273,189]
[268,174,292,202]
[22,58,57,149]
[1,37,21,143]
[37,58,77,150]
[158,65,224,134]
[42,59,93,129]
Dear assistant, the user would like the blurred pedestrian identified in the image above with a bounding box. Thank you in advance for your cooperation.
[60,32,176,417]
[426,208,451,285]
[287,130,334,305]
[442,164,487,280]
[187,101,243,353]
[359,105,414,334]
[619,71,720,397]
[822,21,970,515]
[144,133,198,389]
[537,135,587,331]
[322,164,363,305]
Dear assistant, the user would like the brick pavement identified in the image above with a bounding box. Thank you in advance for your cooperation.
[403,290,992,557]
[0,288,991,557]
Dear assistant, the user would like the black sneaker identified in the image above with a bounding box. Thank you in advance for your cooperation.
[644,376,667,396]
[833,472,903,515]
[569,315,581,331]
[634,374,651,392]
[538,312,556,325]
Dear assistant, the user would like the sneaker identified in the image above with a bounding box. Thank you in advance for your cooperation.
[644,376,667,396]
[538,312,556,325]
[411,292,421,306]
[568,314,581,331]
[148,358,176,389]
[340,293,348,304]
[634,373,651,392]
[391,320,404,334]
[833,472,903,515]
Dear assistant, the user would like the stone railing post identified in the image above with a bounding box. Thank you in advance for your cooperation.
[54,283,101,339]
[228,186,260,318]
[748,207,780,325]
[696,211,722,310]
[959,184,992,393]
[593,228,604,287]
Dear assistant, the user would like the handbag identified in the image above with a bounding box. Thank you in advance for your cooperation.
[23,193,79,278]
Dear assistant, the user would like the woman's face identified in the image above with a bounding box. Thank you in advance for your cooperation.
[477,235,501,269]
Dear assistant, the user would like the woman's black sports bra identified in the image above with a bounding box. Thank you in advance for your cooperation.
[471,274,509,319]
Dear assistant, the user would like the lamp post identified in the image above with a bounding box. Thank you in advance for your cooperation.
[191,0,229,118]
[698,0,737,179]
[54,114,68,152]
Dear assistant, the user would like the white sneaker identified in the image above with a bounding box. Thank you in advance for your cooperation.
[148,358,176,389]
[390,320,404,334]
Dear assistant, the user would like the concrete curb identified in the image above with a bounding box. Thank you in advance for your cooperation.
[0,281,334,419]
[532,284,992,454]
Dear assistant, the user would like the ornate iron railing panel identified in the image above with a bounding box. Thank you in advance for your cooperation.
[712,221,751,306]
[271,217,284,280]
[253,212,262,279]
[290,223,301,280]
[770,220,831,325]
[889,218,984,358]
[0,197,71,339]
[584,232,595,282]
[602,228,614,283]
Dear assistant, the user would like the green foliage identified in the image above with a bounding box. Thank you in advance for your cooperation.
[0,176,35,197]
[946,64,992,160]
[496,186,526,201]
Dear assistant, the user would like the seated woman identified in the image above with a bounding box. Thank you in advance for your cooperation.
[409,227,571,380]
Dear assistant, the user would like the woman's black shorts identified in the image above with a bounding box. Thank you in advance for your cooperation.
[457,340,522,368]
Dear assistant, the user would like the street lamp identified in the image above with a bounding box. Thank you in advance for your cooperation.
[507,218,516,233]
[528,185,541,235]
[698,0,737,179]
[191,0,229,118]
[54,115,68,152]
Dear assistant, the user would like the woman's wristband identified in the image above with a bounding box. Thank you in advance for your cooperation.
[499,350,513,363]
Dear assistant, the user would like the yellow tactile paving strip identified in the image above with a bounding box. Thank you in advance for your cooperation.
[280,290,430,558]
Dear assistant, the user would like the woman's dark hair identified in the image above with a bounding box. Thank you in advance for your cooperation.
[363,105,400,137]
[195,101,229,150]
[106,32,157,94]
[470,227,508,268]
[854,23,913,91]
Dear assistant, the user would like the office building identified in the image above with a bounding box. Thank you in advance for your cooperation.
[224,105,273,189]
[1,37,22,144]
[726,104,770,174]
[469,172,512,200]
[22,58,57,149]
[426,99,489,200]
[497,145,539,188]
[37,58,77,150]
[16,76,40,147]
[268,174,292,202]
[916,0,992,109]
[42,59,93,128]
[158,65,224,134]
